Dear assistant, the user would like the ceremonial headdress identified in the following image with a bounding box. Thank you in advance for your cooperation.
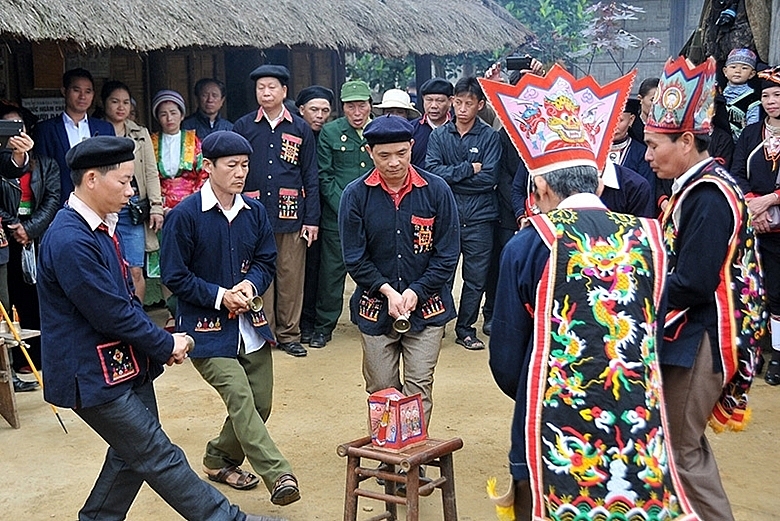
[645,56,716,135]
[758,65,780,90]
[478,64,634,177]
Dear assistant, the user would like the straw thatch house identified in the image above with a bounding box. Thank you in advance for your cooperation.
[0,0,531,124]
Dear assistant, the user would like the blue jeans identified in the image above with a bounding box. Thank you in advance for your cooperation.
[117,202,146,268]
[75,379,245,521]
[455,221,495,339]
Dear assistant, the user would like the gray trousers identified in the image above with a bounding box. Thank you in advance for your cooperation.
[360,325,444,425]
[661,333,734,521]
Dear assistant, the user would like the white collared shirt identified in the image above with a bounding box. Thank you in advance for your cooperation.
[671,158,712,196]
[668,157,713,229]
[600,161,621,190]
[62,112,92,148]
[264,107,286,130]
[557,192,608,210]
[200,181,265,354]
[68,192,119,235]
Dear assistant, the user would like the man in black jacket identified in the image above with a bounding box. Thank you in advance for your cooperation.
[426,77,500,350]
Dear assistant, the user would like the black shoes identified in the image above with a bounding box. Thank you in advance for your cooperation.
[13,374,39,392]
[482,319,492,336]
[308,332,331,348]
[277,341,307,357]
[300,330,313,344]
[765,359,780,385]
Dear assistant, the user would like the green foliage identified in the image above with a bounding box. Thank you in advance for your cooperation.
[346,53,415,93]
[344,0,597,92]
[500,0,594,66]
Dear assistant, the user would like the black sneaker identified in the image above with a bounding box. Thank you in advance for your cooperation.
[13,374,39,392]
[395,466,430,498]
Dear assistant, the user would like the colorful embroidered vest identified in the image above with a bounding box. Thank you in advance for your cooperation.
[151,130,205,209]
[151,130,202,179]
[527,209,698,521]
[661,159,766,431]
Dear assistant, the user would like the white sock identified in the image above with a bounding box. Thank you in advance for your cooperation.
[772,317,780,352]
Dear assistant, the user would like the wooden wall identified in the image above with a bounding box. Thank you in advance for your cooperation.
[2,40,346,130]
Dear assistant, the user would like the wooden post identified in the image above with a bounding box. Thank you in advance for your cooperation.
[770,0,780,65]
[0,339,20,429]
[414,55,432,114]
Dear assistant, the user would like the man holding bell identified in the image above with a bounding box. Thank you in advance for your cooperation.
[38,135,283,520]
[161,130,300,507]
[339,115,459,427]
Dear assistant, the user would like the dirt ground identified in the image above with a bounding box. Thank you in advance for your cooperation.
[2,283,778,520]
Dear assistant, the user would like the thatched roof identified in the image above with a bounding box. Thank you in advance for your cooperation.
[0,0,531,57]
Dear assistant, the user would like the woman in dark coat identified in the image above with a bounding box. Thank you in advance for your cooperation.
[0,102,60,373]
[731,65,780,384]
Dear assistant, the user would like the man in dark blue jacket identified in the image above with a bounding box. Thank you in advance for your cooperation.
[182,77,234,140]
[38,136,280,521]
[426,77,501,350]
[161,131,300,508]
[233,65,319,358]
[340,116,459,424]
[410,77,452,169]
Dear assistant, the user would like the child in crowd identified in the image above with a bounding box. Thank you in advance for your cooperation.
[723,47,761,142]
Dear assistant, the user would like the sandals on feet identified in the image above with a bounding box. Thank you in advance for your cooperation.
[270,473,301,506]
[456,335,485,350]
[205,465,260,490]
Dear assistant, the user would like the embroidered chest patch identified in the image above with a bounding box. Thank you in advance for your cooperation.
[411,215,434,254]
[280,133,302,165]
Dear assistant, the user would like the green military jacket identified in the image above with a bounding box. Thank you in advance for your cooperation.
[317,116,373,231]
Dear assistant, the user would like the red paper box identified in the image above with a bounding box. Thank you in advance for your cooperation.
[368,388,427,450]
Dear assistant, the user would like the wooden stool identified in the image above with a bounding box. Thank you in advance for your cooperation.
[337,436,463,521]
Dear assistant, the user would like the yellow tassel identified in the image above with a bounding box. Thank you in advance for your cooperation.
[708,407,752,433]
[487,477,516,521]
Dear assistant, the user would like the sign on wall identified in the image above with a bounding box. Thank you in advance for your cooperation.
[22,98,65,121]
